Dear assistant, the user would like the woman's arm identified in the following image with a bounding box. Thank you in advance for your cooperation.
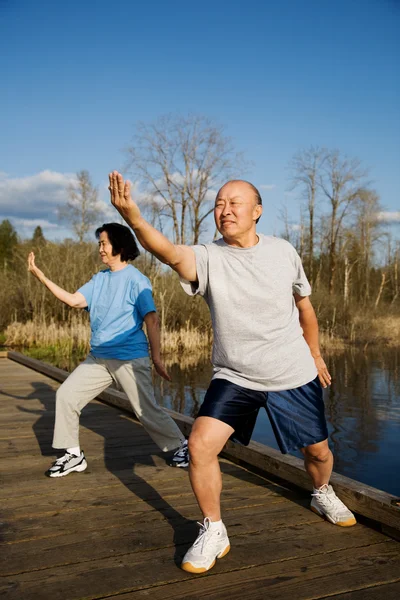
[27,252,87,309]
[294,293,331,388]
[143,311,171,381]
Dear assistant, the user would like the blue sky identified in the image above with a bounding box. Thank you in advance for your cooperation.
[1,0,399,241]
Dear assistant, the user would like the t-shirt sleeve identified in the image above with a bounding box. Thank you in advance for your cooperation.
[134,278,157,318]
[77,276,95,311]
[179,245,209,297]
[292,249,312,296]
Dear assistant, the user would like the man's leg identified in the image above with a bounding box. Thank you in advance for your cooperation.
[180,416,233,573]
[111,357,185,452]
[301,439,333,488]
[302,440,356,526]
[188,416,234,520]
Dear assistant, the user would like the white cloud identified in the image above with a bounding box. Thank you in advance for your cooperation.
[376,211,400,223]
[0,170,77,223]
[0,170,124,239]
[259,184,276,191]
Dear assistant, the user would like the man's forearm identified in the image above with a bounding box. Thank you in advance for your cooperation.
[299,308,321,358]
[125,214,180,267]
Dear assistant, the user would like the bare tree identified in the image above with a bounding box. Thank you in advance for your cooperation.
[318,150,368,294]
[289,146,326,282]
[354,189,383,301]
[125,114,246,244]
[58,170,101,242]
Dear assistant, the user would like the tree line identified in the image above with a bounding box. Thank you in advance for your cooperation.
[2,113,399,346]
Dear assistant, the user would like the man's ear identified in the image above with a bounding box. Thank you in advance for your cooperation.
[254,204,263,221]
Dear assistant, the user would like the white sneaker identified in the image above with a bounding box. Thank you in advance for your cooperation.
[181,518,230,573]
[46,451,87,478]
[311,484,357,526]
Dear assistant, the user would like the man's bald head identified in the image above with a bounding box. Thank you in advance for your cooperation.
[216,180,262,223]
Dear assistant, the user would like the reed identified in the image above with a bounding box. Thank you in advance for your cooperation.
[5,314,400,363]
[5,317,212,356]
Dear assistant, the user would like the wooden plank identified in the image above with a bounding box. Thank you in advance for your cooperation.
[0,534,397,600]
[1,500,322,576]
[321,581,400,599]
[1,476,286,522]
[100,543,400,600]
[0,461,284,506]
[0,489,287,546]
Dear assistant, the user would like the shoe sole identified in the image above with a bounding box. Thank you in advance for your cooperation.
[310,505,357,527]
[46,460,88,478]
[181,544,230,573]
[168,462,189,468]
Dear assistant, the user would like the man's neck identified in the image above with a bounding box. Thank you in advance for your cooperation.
[222,231,259,248]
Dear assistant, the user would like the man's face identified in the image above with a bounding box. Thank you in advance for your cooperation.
[98,231,114,264]
[214,181,262,238]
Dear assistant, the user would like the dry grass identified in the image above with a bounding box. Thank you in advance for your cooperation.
[161,325,212,355]
[5,319,91,354]
[5,315,400,363]
[368,316,400,347]
[319,331,346,354]
[5,318,212,357]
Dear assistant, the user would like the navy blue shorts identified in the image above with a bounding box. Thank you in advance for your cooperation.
[198,377,328,454]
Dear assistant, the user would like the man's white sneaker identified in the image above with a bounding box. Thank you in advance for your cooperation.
[311,484,357,526]
[181,518,230,573]
[45,451,87,478]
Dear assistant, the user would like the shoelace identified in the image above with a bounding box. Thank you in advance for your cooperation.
[193,517,220,553]
[311,485,348,513]
[193,518,216,553]
[175,442,188,458]
[54,452,75,465]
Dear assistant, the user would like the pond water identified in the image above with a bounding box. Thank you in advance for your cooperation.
[22,346,400,496]
[153,347,400,496]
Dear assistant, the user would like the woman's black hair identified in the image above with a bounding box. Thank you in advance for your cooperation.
[95,223,140,262]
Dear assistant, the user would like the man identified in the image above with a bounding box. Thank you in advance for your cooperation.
[108,172,356,574]
[28,222,188,477]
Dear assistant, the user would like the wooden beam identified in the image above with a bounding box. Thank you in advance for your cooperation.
[6,350,400,535]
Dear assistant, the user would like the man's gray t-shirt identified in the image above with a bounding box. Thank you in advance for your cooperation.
[180,234,317,391]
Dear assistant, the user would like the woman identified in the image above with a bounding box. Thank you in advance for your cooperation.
[28,222,188,477]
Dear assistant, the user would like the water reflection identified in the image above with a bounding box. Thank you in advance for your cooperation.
[154,348,400,496]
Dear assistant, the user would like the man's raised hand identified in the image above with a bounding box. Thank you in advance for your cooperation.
[108,171,142,227]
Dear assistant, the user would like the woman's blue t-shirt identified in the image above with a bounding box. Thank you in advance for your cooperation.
[78,265,156,360]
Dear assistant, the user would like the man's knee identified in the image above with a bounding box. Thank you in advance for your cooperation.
[188,430,218,464]
[303,443,331,463]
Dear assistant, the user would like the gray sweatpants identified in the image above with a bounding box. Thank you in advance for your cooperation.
[52,354,184,452]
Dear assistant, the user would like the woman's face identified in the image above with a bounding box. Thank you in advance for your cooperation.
[98,231,114,265]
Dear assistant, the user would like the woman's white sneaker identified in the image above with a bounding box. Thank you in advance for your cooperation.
[45,451,87,478]
[311,484,357,526]
[181,518,230,573]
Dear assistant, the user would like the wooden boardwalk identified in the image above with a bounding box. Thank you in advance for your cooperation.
[1,356,400,600]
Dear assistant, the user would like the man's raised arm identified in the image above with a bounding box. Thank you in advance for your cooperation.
[109,171,197,282]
